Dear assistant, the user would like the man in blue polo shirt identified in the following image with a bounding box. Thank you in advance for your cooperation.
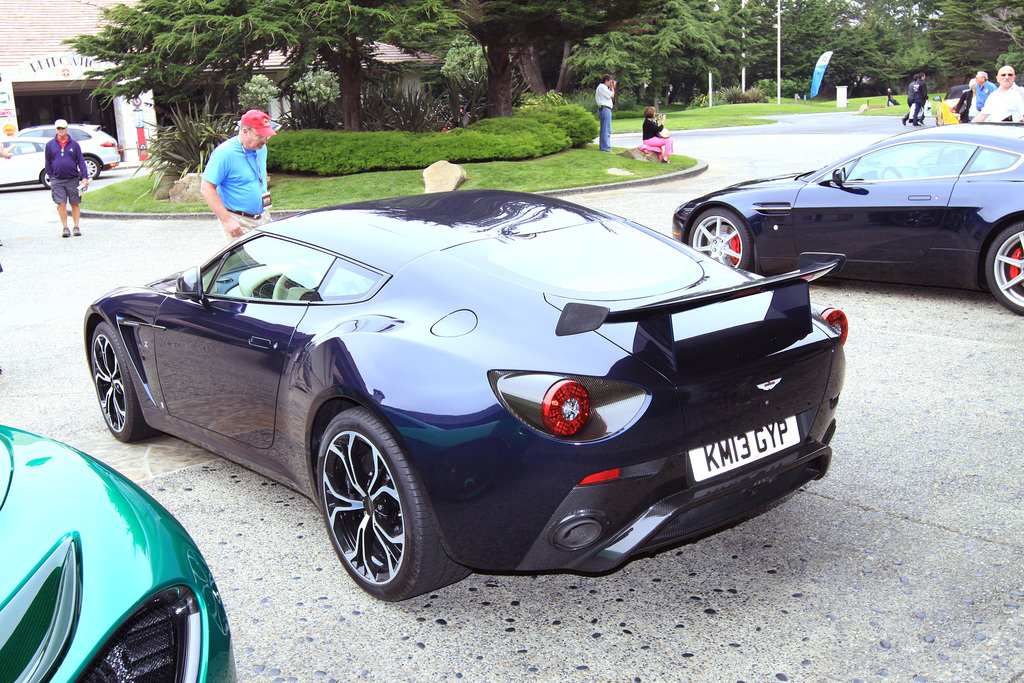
[44,119,90,238]
[201,109,276,242]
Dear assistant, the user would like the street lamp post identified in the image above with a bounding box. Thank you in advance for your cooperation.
[776,0,781,104]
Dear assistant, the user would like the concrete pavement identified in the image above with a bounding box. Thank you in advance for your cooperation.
[1,114,1021,682]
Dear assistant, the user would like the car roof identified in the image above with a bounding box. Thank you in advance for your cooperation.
[888,122,1024,150]
[5,136,51,145]
[261,190,636,273]
[944,84,970,98]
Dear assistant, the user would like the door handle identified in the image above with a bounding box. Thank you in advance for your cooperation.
[908,195,934,201]
[248,336,271,349]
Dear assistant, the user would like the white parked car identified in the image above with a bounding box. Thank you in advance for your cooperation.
[0,137,50,188]
[12,123,120,180]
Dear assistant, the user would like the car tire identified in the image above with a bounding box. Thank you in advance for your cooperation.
[90,322,157,442]
[39,170,51,190]
[316,408,470,601]
[688,207,755,270]
[84,156,101,180]
[985,223,1024,315]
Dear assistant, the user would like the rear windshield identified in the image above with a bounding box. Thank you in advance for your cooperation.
[447,221,705,301]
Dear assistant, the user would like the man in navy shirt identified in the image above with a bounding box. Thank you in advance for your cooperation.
[44,119,90,238]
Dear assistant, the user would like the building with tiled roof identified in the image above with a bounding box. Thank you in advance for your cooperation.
[0,0,440,161]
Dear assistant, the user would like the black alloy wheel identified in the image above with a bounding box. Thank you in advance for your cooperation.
[316,408,469,601]
[90,322,156,442]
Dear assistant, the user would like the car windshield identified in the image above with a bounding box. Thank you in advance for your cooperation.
[448,221,705,300]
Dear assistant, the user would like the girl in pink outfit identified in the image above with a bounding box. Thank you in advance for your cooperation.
[641,106,674,162]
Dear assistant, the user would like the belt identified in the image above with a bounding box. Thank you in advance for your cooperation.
[227,208,262,220]
[599,105,611,109]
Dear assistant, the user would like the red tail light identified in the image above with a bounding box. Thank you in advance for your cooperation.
[100,141,116,147]
[542,380,591,436]
[822,308,849,345]
[578,468,621,486]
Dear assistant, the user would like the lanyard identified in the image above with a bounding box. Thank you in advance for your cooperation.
[243,147,262,186]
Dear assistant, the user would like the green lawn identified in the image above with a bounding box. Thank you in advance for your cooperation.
[611,96,909,133]
[86,98,902,214]
[83,147,699,214]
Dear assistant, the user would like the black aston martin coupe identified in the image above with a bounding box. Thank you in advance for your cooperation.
[673,124,1024,315]
[86,190,848,601]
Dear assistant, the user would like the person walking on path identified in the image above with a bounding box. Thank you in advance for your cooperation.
[201,109,276,242]
[973,66,1024,122]
[903,73,928,126]
[595,75,616,152]
[44,119,90,238]
[971,71,997,119]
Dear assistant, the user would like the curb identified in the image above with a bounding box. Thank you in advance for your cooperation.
[80,160,709,220]
[537,160,708,197]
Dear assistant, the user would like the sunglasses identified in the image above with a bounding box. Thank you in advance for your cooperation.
[999,73,1015,78]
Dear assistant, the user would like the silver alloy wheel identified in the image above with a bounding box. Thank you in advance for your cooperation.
[91,333,127,433]
[992,229,1024,309]
[321,430,405,585]
[85,157,100,180]
[692,214,742,266]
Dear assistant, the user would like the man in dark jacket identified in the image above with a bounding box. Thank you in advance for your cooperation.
[903,73,928,126]
[44,119,90,238]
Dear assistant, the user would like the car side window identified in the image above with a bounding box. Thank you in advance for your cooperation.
[964,148,1020,174]
[203,235,335,302]
[7,142,36,155]
[317,258,382,302]
[846,142,976,181]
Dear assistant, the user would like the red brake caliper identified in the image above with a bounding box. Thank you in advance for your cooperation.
[729,236,741,265]
[1011,246,1022,281]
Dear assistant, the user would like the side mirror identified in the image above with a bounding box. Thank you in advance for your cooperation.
[932,95,941,101]
[175,266,205,303]
[831,167,847,187]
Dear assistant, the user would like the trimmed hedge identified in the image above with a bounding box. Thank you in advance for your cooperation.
[514,104,599,147]
[267,105,595,177]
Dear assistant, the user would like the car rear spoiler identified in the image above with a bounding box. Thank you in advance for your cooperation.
[555,253,845,336]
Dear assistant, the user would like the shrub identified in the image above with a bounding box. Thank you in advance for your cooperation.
[142,96,236,183]
[720,86,767,104]
[755,78,806,99]
[238,75,280,112]
[281,69,342,130]
[515,103,597,148]
[267,117,570,176]
[362,79,448,133]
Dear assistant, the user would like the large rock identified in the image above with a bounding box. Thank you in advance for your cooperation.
[618,147,661,163]
[423,160,467,193]
[153,176,175,201]
[169,173,203,204]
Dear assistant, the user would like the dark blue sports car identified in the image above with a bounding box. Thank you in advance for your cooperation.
[673,124,1024,315]
[86,190,848,601]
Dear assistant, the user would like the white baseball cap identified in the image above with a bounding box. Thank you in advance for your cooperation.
[54,119,68,128]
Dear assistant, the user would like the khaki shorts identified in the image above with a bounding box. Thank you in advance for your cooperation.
[219,211,269,243]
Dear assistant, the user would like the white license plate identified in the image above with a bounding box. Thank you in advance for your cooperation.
[688,416,800,482]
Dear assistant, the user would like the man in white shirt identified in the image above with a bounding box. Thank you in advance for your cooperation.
[974,66,1024,122]
[595,74,616,152]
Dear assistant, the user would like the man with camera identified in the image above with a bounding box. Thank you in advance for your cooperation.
[595,74,616,152]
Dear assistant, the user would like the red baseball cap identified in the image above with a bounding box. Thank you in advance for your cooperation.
[240,110,276,137]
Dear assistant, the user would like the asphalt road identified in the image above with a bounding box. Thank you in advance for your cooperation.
[1,112,1021,683]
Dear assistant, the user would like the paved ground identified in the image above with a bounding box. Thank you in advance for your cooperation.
[1,113,1021,683]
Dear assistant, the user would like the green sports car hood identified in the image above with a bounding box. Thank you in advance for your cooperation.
[0,426,235,683]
